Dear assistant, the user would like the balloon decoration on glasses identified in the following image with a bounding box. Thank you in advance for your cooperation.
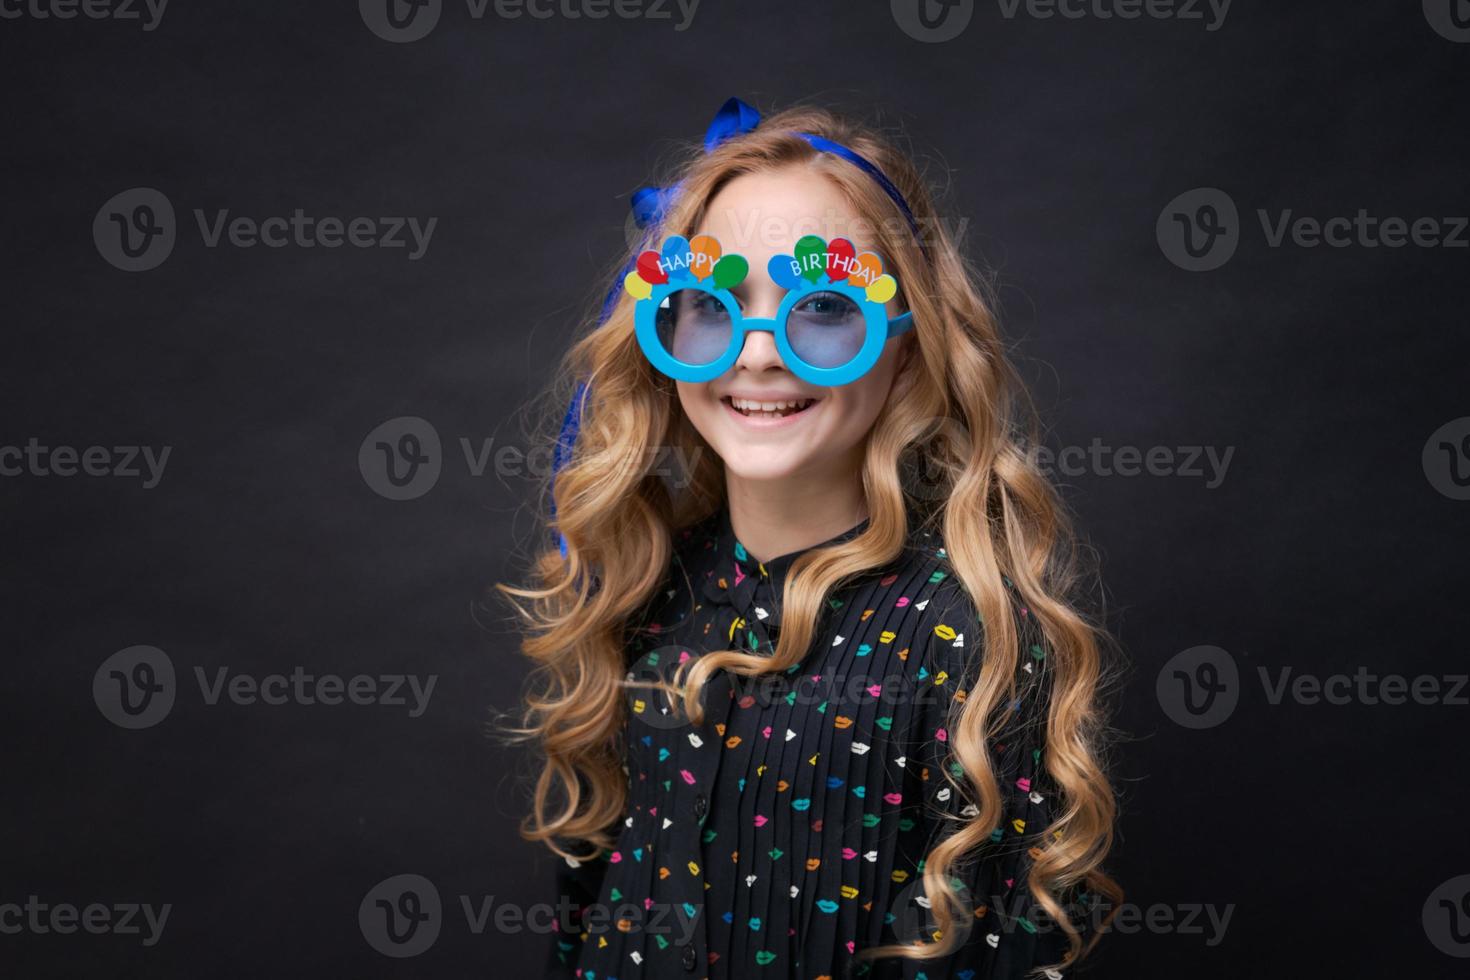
[623,234,914,387]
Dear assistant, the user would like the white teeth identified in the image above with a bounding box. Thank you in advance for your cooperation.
[728,397,814,415]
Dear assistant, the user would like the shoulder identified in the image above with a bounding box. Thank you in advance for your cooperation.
[622,513,722,662]
[907,531,1051,701]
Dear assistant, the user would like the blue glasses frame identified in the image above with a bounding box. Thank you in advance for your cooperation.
[634,278,914,387]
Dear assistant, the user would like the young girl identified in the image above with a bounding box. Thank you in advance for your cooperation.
[504,98,1119,979]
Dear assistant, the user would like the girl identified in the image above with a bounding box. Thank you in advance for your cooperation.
[503,98,1120,979]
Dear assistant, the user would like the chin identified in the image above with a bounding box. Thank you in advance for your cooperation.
[720,454,813,483]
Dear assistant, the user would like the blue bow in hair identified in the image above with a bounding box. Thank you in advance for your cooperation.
[628,97,763,230]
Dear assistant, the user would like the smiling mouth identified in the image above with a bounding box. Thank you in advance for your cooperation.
[722,396,819,419]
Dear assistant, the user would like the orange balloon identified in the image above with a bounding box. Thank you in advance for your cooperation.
[848,252,883,287]
[689,234,722,280]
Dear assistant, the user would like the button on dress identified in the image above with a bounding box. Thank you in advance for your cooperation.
[548,508,1075,979]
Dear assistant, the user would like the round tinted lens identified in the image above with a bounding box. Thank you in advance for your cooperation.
[654,288,735,367]
[785,290,868,369]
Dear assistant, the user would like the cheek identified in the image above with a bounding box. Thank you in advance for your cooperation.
[835,346,903,426]
[675,382,721,434]
[819,372,895,452]
[830,384,883,435]
[676,380,712,399]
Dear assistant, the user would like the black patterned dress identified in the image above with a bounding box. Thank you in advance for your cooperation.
[548,508,1078,979]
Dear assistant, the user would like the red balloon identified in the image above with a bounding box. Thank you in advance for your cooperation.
[637,250,668,284]
[826,238,855,282]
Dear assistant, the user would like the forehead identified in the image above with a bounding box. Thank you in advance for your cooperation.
[693,168,882,280]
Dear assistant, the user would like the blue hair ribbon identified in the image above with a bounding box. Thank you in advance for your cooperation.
[792,132,921,236]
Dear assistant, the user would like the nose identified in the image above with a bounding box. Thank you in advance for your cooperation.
[734,327,786,373]
[731,283,788,374]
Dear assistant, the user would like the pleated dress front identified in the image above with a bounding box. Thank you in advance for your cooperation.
[550,508,1069,979]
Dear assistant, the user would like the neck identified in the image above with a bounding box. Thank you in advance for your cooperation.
[724,452,868,565]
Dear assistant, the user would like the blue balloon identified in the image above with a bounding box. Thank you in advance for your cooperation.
[661,235,693,281]
[767,253,803,290]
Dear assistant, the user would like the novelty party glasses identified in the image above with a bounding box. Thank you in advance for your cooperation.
[623,234,914,387]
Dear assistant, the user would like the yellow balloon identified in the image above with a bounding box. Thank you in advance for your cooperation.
[866,274,897,305]
[624,271,653,300]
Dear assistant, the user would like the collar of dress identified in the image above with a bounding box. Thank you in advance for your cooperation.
[696,507,871,633]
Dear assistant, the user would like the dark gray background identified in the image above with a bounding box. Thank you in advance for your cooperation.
[3,0,1469,976]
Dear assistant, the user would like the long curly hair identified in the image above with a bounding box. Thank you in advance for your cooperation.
[500,100,1121,970]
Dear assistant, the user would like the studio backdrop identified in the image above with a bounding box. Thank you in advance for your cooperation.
[3,1,1469,977]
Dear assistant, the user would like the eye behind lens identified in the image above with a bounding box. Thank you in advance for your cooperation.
[785,289,868,369]
[792,289,862,322]
[656,287,736,367]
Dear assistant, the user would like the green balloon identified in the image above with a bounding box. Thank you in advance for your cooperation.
[795,235,826,282]
[712,254,748,290]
